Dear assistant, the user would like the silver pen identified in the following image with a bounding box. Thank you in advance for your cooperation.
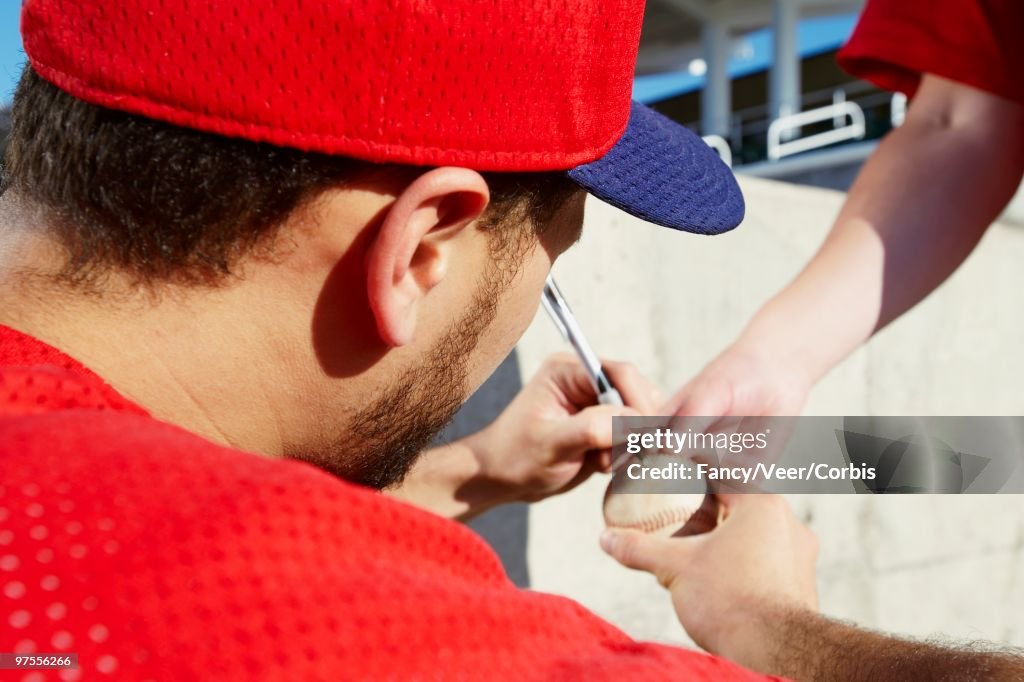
[541,275,624,406]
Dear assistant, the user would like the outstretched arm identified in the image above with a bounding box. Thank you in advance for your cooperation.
[669,75,1024,418]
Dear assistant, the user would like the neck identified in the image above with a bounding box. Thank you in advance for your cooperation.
[0,197,336,456]
[0,275,287,455]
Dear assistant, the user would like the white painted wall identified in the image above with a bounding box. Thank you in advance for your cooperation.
[459,175,1024,650]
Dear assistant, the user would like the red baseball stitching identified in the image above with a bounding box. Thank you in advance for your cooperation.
[608,505,698,534]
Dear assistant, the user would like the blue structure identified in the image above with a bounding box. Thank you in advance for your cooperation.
[0,4,22,104]
[633,13,857,105]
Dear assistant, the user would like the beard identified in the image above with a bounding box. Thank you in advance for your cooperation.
[296,269,504,490]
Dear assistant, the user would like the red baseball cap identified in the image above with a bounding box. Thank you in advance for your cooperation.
[21,0,743,234]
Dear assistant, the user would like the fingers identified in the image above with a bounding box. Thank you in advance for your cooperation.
[540,353,603,407]
[667,375,734,417]
[539,353,664,412]
[602,360,664,413]
[599,528,689,587]
[599,496,795,572]
[545,450,609,497]
[551,403,639,454]
[599,528,660,571]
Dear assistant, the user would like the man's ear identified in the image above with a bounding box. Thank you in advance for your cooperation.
[366,167,490,347]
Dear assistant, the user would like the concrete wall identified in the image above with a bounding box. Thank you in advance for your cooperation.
[447,175,1024,650]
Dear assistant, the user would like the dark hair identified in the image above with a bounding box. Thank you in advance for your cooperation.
[1,66,577,287]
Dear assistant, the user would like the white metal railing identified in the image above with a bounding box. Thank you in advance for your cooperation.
[890,92,907,128]
[721,79,877,148]
[766,101,866,161]
[832,89,847,127]
[702,134,733,168]
[687,81,904,167]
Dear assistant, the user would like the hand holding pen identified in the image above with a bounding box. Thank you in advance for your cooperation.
[541,276,624,407]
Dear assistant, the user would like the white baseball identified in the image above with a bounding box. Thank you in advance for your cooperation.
[602,484,710,537]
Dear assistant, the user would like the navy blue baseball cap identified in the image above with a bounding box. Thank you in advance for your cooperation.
[567,102,745,235]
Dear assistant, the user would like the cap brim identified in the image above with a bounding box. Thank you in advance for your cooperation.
[566,102,744,235]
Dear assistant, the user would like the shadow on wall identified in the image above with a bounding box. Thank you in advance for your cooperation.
[436,350,531,588]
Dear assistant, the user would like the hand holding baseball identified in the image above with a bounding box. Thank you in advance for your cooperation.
[599,493,819,673]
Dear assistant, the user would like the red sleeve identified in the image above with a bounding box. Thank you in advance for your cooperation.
[837,0,1024,103]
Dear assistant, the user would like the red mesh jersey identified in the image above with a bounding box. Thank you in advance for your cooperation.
[21,0,645,170]
[0,325,780,681]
